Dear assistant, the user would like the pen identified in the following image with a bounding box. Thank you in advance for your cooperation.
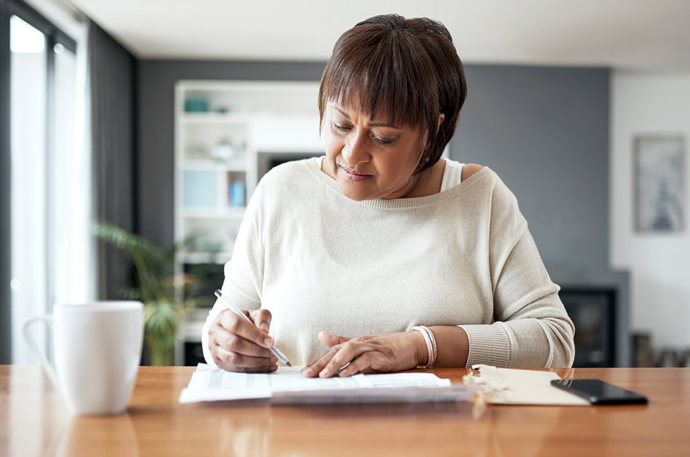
[213,289,291,367]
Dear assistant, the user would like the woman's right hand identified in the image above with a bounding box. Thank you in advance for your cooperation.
[207,308,278,372]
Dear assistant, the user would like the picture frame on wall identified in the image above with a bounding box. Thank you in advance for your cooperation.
[634,135,685,233]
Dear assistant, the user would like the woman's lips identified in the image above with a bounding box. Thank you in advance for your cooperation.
[339,164,372,182]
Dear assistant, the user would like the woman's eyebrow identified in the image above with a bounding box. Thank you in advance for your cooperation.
[332,105,401,129]
[333,105,351,119]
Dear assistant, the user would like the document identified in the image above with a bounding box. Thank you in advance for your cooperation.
[179,364,476,404]
[463,364,589,405]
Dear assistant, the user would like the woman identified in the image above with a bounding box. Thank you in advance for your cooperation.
[202,14,575,377]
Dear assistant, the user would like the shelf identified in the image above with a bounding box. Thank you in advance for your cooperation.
[180,251,233,265]
[178,80,320,116]
[181,207,246,219]
[178,316,206,341]
[179,112,249,124]
[182,159,247,172]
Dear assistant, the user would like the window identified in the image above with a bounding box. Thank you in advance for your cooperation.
[4,0,92,364]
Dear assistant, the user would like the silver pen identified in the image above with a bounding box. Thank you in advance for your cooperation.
[213,289,291,366]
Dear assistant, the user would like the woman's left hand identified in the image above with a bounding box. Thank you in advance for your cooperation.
[301,330,426,378]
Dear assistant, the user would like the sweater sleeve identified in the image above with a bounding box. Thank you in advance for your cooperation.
[201,183,265,367]
[459,177,575,369]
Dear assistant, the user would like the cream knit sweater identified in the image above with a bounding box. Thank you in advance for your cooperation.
[202,157,575,369]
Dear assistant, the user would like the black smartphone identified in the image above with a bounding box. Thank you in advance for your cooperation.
[550,379,648,405]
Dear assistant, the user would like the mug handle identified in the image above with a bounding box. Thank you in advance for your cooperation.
[22,316,60,390]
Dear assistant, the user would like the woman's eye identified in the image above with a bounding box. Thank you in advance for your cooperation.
[373,135,394,145]
[333,122,350,132]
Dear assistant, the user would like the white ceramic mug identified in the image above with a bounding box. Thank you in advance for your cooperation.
[23,301,144,415]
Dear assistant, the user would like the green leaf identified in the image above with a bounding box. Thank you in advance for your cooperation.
[93,221,204,364]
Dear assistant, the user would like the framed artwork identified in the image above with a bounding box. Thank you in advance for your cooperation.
[634,135,685,232]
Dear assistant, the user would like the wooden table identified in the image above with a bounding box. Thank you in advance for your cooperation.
[1,366,689,456]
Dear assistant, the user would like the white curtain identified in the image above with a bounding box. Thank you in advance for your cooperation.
[9,0,94,364]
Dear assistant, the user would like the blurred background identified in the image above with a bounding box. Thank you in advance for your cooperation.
[2,0,690,367]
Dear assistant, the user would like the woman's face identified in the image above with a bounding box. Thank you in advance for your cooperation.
[322,102,427,201]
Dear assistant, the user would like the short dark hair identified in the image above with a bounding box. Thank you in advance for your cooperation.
[318,14,467,173]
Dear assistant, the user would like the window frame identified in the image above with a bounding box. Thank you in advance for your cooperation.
[0,0,11,364]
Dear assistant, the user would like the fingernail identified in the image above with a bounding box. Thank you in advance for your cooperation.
[263,337,273,347]
[319,368,329,378]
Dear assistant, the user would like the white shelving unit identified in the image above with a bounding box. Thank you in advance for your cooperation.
[174,80,323,364]
[174,79,322,296]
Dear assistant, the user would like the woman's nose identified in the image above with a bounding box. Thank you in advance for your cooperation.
[342,131,369,166]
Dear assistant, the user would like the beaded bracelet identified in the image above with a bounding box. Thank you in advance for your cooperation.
[410,326,438,368]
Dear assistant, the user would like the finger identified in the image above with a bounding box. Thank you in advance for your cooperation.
[212,324,275,358]
[301,346,339,378]
[319,341,371,378]
[337,354,367,377]
[250,309,272,333]
[213,345,278,373]
[318,331,351,348]
[218,309,274,349]
[338,352,385,377]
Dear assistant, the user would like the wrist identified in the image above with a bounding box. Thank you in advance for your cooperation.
[410,330,428,367]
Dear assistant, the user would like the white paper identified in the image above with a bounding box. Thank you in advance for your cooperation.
[179,364,475,404]
[463,364,589,405]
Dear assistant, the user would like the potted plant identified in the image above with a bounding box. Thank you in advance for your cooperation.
[94,223,197,366]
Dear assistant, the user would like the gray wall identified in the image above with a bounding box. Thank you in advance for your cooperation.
[451,65,610,271]
[137,61,610,273]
